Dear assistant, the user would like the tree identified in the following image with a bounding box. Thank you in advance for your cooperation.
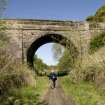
[52,43,76,74]
[52,43,64,61]
[86,4,105,22]
[58,49,73,71]
[33,55,49,76]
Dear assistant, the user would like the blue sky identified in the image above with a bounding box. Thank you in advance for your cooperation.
[4,0,105,65]
[5,0,105,20]
[36,43,59,65]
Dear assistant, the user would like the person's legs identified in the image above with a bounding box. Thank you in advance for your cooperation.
[49,80,56,89]
[53,80,56,88]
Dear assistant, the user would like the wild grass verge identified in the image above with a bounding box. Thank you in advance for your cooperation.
[0,76,48,105]
[60,76,105,105]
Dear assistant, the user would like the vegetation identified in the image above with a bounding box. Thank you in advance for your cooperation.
[0,21,8,47]
[0,35,48,105]
[61,76,105,105]
[57,5,105,105]
[0,46,48,105]
[69,4,105,83]
[58,49,74,71]
[52,43,64,61]
[0,3,105,105]
[89,31,105,54]
[55,49,74,76]
[80,4,105,84]
[34,55,49,76]
[86,4,105,22]
[52,43,76,76]
[0,77,48,105]
[0,19,48,104]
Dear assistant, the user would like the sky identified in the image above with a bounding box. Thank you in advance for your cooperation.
[4,0,105,65]
[36,43,59,65]
[4,0,105,20]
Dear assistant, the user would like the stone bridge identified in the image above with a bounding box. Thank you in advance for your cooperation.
[3,19,105,66]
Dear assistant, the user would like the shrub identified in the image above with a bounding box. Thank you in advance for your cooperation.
[89,31,105,54]
[0,48,36,96]
[57,70,69,76]
[0,62,36,95]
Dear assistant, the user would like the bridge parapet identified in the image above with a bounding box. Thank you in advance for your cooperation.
[1,19,88,31]
[1,19,105,65]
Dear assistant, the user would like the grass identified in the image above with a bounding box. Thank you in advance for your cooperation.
[35,76,49,100]
[60,76,105,105]
[89,31,105,54]
[0,76,48,105]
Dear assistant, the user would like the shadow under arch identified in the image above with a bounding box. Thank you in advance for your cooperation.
[27,33,79,67]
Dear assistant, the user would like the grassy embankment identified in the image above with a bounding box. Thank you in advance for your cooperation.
[60,76,105,105]
[0,76,48,105]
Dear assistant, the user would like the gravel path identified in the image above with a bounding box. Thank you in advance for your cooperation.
[37,81,75,105]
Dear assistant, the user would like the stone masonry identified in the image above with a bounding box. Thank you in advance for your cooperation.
[2,19,105,66]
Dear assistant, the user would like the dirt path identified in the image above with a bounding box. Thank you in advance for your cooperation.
[38,81,75,105]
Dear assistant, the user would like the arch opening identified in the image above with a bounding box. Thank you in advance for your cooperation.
[27,34,78,67]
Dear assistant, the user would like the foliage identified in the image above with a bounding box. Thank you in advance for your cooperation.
[86,4,105,22]
[0,3,49,104]
[89,31,105,54]
[0,48,9,69]
[0,21,36,99]
[57,70,69,76]
[85,6,105,86]
[0,87,39,105]
[52,43,64,61]
[82,64,105,83]
[69,60,105,84]
[95,5,105,18]
[0,77,48,105]
[52,43,77,76]
[61,76,105,105]
[0,34,48,104]
[58,49,74,72]
[0,61,36,95]
[34,55,49,76]
[0,21,9,47]
[86,16,96,22]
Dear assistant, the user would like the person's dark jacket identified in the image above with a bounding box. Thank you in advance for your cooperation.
[49,72,57,81]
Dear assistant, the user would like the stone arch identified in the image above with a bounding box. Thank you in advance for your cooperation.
[27,33,79,67]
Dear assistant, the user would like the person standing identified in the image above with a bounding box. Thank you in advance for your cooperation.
[49,70,57,88]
